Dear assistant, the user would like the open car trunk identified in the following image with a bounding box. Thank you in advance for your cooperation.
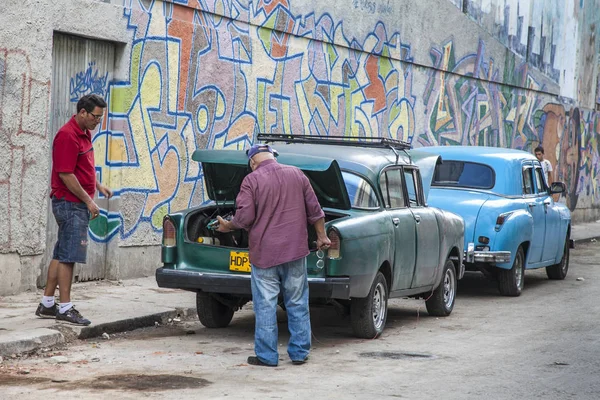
[185,205,347,250]
[192,149,352,210]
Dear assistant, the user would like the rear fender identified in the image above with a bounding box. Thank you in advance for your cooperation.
[489,210,533,269]
[328,213,394,298]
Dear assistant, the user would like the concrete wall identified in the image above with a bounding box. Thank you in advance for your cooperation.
[0,0,598,295]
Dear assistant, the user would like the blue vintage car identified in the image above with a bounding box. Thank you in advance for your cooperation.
[418,146,572,296]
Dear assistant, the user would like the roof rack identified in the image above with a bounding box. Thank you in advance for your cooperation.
[257,133,411,150]
[257,133,411,164]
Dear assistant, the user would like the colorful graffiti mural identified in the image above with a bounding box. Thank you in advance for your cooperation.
[86,0,418,243]
[421,38,545,149]
[77,0,599,244]
[421,36,600,212]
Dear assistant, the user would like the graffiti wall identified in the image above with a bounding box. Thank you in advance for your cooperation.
[0,0,599,293]
[81,0,598,247]
[89,0,420,244]
[461,0,597,106]
[419,37,599,212]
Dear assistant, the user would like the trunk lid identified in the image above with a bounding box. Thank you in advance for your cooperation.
[410,150,442,201]
[426,188,491,244]
[192,149,351,210]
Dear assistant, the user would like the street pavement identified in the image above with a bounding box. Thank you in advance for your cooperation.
[1,220,599,358]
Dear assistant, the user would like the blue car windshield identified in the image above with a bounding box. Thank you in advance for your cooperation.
[432,161,494,189]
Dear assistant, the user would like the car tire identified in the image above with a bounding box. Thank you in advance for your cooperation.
[196,291,234,328]
[497,246,525,296]
[546,236,570,280]
[350,271,388,339]
[425,259,457,316]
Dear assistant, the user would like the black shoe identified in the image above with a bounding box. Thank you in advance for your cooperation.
[56,306,91,326]
[35,303,57,319]
[247,356,277,367]
[292,357,308,365]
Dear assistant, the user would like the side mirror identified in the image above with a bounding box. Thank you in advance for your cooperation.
[550,182,566,194]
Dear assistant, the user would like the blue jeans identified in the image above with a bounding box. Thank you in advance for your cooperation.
[250,257,311,366]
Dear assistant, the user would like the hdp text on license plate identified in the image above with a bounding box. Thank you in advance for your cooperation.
[229,251,251,272]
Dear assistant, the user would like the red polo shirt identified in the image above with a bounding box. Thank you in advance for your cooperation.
[50,116,96,203]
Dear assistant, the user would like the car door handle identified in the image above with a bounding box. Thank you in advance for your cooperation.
[527,202,537,208]
[414,215,421,223]
[543,200,551,206]
[392,218,400,226]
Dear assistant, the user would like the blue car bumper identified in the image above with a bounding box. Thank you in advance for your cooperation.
[465,242,512,264]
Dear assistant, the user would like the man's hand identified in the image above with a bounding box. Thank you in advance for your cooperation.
[316,235,331,250]
[87,201,101,220]
[97,183,113,199]
[216,216,233,233]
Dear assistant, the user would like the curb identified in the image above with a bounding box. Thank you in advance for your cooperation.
[0,328,65,357]
[573,236,600,245]
[0,307,196,357]
[76,307,196,340]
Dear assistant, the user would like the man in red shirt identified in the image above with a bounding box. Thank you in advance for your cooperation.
[216,144,331,367]
[35,94,113,326]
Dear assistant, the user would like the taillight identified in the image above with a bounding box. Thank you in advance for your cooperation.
[495,212,513,226]
[495,212,513,232]
[327,229,341,259]
[163,217,176,247]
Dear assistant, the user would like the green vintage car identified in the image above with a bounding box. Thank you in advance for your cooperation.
[156,135,465,338]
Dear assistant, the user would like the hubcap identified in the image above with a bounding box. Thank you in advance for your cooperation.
[372,282,386,330]
[443,268,456,307]
[515,253,523,288]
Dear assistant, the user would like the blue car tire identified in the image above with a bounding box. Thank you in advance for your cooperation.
[497,246,525,296]
[546,236,570,280]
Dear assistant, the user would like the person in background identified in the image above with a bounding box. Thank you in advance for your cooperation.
[535,145,553,186]
[216,144,331,367]
[35,94,112,326]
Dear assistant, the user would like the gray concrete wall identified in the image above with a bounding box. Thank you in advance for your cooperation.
[0,0,598,295]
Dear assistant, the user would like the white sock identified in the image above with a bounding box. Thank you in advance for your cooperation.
[59,302,73,314]
[42,296,55,308]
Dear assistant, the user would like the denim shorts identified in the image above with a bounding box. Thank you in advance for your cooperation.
[52,197,90,264]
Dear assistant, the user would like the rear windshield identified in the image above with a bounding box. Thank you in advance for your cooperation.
[432,161,494,189]
[342,171,379,209]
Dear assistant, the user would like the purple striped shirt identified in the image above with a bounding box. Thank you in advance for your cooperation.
[231,159,324,268]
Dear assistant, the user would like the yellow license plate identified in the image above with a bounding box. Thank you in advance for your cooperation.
[229,251,251,272]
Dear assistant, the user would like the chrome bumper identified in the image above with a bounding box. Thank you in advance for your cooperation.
[464,243,511,264]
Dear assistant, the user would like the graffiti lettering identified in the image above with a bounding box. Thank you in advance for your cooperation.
[69,62,109,101]
[352,0,392,15]
[352,0,376,14]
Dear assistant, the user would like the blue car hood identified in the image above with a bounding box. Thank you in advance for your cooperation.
[427,188,491,244]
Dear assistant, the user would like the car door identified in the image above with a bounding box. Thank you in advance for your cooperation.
[404,167,440,288]
[379,167,417,291]
[534,164,560,263]
[522,162,545,264]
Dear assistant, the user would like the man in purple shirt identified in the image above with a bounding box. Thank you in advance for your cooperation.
[216,144,331,367]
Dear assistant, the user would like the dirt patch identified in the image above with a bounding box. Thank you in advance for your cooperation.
[0,373,51,386]
[57,374,211,391]
[0,372,210,391]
